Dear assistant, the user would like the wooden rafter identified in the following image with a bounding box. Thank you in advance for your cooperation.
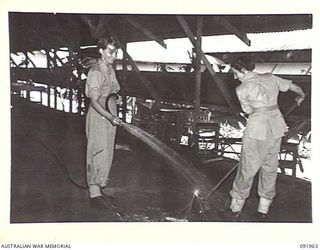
[44,49,64,68]
[213,16,251,46]
[176,15,239,114]
[25,52,37,68]
[122,16,167,49]
[123,52,161,104]
[10,55,19,67]
[205,49,311,64]
[303,66,312,75]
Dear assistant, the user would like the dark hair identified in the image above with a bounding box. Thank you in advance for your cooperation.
[231,56,255,71]
[97,37,120,50]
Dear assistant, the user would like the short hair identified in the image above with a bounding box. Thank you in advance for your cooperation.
[231,56,255,71]
[97,37,120,50]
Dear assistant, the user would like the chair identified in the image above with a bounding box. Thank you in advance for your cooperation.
[196,122,220,158]
[278,119,310,178]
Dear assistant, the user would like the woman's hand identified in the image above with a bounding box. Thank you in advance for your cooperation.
[295,93,305,106]
[111,116,122,126]
[116,95,122,105]
[289,82,305,106]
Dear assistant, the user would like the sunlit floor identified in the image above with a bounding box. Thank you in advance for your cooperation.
[10,102,312,223]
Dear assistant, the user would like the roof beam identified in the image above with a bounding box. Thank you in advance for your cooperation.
[176,15,239,114]
[205,49,312,64]
[213,16,251,46]
[122,16,167,49]
[124,52,161,104]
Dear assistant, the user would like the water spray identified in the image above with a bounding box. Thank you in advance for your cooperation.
[107,94,239,221]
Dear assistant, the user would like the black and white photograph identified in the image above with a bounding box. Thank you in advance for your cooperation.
[1,0,320,249]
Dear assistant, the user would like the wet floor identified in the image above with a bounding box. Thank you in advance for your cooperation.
[10,102,312,223]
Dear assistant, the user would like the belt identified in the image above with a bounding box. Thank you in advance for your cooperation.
[252,104,278,114]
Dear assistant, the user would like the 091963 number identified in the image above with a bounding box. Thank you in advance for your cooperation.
[300,244,319,248]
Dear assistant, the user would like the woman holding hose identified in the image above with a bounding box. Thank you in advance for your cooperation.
[85,37,122,209]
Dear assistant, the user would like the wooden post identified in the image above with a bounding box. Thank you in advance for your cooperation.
[47,85,51,108]
[193,16,203,152]
[26,90,30,101]
[76,87,82,115]
[69,88,73,113]
[121,41,128,122]
[122,95,127,121]
[176,15,239,114]
[54,87,57,109]
[131,97,136,122]
[45,49,51,108]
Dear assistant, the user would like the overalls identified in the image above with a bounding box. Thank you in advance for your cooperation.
[230,72,291,206]
[85,60,120,198]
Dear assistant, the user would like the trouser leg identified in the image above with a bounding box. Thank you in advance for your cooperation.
[230,136,263,200]
[257,136,281,214]
[86,108,117,198]
[258,138,280,199]
[88,184,102,198]
[229,135,266,212]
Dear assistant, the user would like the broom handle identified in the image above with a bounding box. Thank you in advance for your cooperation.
[284,91,309,118]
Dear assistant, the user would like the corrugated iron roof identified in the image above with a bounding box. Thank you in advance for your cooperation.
[9,13,312,52]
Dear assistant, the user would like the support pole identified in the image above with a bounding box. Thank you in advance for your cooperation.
[76,87,82,115]
[46,49,51,109]
[54,87,57,109]
[47,85,51,108]
[69,88,73,113]
[176,16,239,114]
[193,16,203,152]
[40,90,43,104]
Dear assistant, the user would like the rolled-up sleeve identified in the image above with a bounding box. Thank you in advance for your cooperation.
[85,70,104,98]
[273,75,291,92]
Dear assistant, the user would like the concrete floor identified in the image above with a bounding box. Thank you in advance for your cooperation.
[10,102,312,223]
